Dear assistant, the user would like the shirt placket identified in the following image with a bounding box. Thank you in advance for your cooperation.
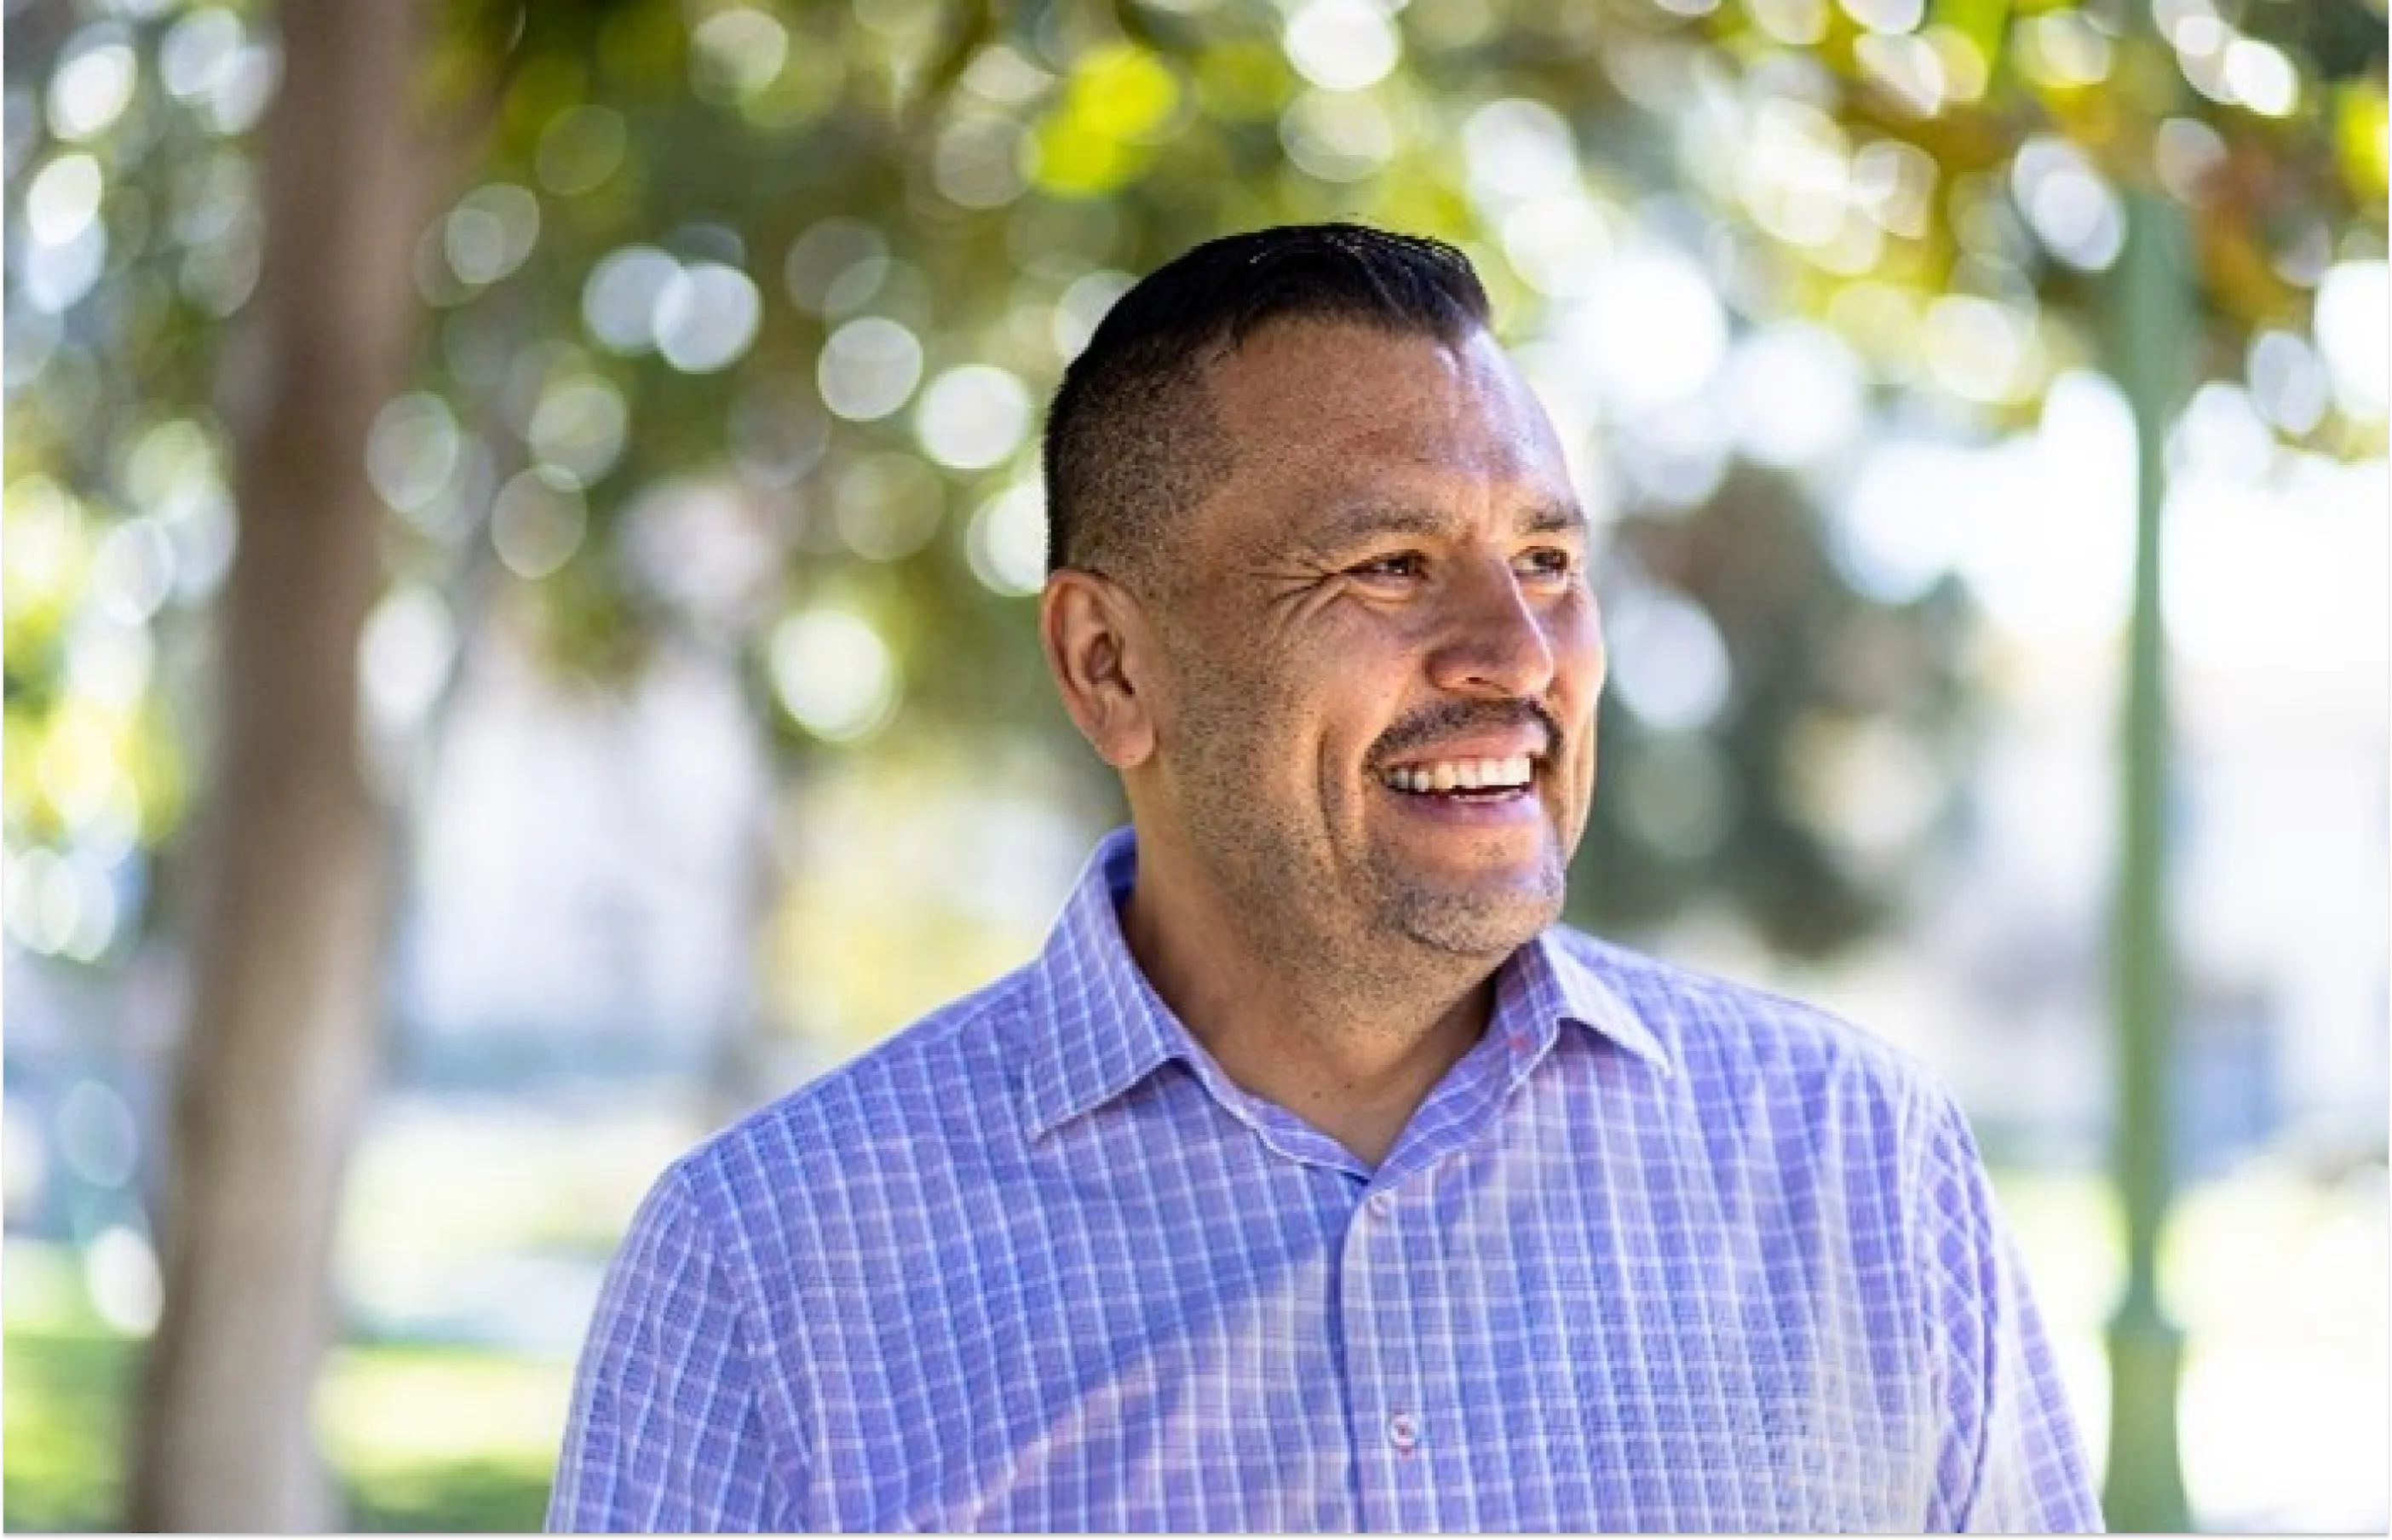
[1337,1173,1446,1532]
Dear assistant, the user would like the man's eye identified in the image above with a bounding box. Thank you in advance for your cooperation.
[1348,553,1426,581]
[1517,548,1578,578]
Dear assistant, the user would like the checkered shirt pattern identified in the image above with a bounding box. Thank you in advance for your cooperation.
[549,828,2100,1532]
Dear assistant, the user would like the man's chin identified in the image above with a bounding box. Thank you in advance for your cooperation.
[1384,876,1565,959]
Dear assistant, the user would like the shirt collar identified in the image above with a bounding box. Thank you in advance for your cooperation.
[1498,912,1676,1077]
[1018,827,1672,1141]
[1018,830,1192,1141]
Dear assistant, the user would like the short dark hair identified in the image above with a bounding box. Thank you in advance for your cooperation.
[1043,224,1492,578]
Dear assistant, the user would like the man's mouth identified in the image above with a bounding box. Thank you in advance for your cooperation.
[1377,754,1536,797]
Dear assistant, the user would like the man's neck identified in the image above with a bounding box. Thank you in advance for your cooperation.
[1118,873,1501,1169]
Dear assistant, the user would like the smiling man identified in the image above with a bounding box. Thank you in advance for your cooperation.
[549,226,2099,1532]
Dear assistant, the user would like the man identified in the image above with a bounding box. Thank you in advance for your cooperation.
[549,225,2099,1531]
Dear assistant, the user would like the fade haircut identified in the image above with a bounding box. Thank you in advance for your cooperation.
[1043,224,1493,581]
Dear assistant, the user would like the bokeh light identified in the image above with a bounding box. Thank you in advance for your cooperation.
[2314,261,2388,420]
[689,8,790,104]
[818,316,925,422]
[1605,586,1734,732]
[833,453,945,561]
[367,393,463,515]
[446,185,542,288]
[965,481,1048,598]
[770,607,898,743]
[1283,0,1401,92]
[490,469,587,581]
[914,365,1032,472]
[48,30,137,143]
[582,245,681,354]
[784,219,891,318]
[654,262,762,374]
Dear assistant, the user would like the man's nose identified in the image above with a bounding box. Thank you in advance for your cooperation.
[1425,559,1557,700]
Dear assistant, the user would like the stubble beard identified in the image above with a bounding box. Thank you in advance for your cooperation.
[1165,683,1571,1003]
[1178,796,1566,1030]
[1362,840,1567,961]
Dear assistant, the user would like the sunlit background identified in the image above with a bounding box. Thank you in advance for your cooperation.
[3,0,2385,1531]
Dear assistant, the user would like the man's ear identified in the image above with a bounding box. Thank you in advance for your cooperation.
[1040,569,1159,771]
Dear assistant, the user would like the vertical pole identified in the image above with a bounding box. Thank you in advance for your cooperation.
[2101,182,2193,1534]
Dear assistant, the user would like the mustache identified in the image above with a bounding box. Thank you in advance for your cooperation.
[1369,699,1561,768]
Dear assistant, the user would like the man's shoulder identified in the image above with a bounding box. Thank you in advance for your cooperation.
[669,964,1038,1213]
[1540,923,1944,1107]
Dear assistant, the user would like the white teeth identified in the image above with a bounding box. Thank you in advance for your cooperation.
[1381,755,1536,794]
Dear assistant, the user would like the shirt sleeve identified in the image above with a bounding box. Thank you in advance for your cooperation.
[548,1164,801,1532]
[1915,1089,2105,1534]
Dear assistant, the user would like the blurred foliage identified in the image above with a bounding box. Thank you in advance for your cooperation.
[3,0,2383,957]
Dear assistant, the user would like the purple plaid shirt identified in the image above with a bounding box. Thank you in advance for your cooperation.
[550,829,2098,1531]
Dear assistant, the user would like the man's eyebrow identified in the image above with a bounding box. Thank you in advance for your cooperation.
[1299,497,1588,551]
[1520,500,1588,537]
[1305,502,1449,549]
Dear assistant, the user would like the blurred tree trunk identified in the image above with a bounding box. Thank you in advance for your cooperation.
[126,1,452,1528]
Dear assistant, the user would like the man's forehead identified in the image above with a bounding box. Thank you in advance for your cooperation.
[1206,316,1516,405]
[1201,319,1565,475]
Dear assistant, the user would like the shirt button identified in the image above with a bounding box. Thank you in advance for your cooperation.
[1386,1411,1419,1453]
[1366,1192,1395,1217]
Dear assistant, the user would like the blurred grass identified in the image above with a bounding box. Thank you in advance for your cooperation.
[3,1313,563,1532]
[3,1328,126,1533]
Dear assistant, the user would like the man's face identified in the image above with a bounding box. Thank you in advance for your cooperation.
[1135,319,1604,968]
